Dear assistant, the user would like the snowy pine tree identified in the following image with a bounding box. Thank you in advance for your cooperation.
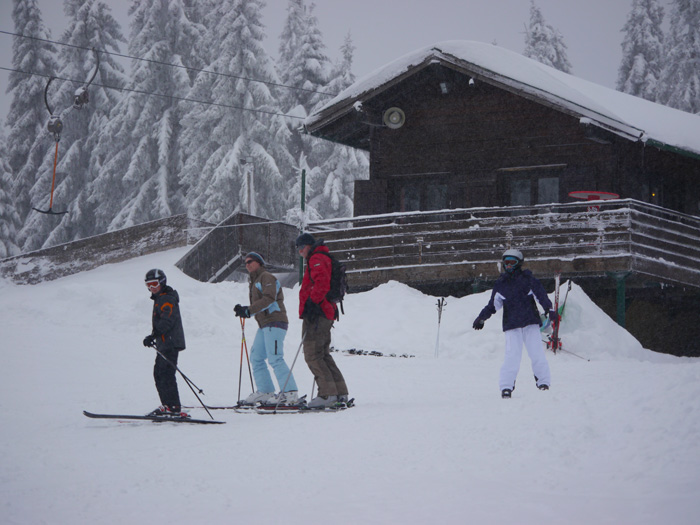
[616,0,665,102]
[312,33,368,219]
[0,130,22,258]
[19,0,128,250]
[87,0,205,232]
[5,0,60,225]
[180,0,289,223]
[277,0,340,220]
[278,0,331,119]
[658,0,700,114]
[523,0,572,73]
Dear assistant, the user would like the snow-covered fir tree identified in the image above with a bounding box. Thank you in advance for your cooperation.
[278,0,331,118]
[277,0,337,218]
[523,0,572,73]
[5,0,60,225]
[87,0,205,233]
[312,33,369,219]
[616,0,665,102]
[0,130,22,258]
[657,0,700,114]
[19,0,128,250]
[180,0,290,223]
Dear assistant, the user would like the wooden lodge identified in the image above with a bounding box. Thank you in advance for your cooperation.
[302,41,700,356]
[305,41,700,217]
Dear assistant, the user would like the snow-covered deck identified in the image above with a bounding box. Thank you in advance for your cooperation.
[309,199,700,292]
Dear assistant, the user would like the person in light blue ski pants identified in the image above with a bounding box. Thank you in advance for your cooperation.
[249,325,297,393]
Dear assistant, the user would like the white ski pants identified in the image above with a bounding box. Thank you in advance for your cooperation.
[499,324,551,391]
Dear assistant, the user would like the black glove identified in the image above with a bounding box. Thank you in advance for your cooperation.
[234,304,251,318]
[302,299,323,322]
[143,334,156,348]
[473,317,485,330]
[549,310,560,324]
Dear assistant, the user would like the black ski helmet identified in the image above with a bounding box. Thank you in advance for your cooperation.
[145,268,167,287]
[295,232,316,249]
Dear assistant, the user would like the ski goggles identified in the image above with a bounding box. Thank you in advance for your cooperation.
[502,257,519,268]
[145,279,161,292]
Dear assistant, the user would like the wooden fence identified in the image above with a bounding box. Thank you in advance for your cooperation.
[308,199,700,292]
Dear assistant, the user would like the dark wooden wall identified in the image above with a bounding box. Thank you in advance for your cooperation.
[353,64,700,217]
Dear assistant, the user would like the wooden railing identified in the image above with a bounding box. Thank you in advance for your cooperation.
[0,215,209,285]
[308,199,700,291]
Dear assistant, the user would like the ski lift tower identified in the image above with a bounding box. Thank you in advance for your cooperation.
[240,156,254,215]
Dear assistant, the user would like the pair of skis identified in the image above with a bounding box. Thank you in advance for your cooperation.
[83,410,225,425]
[545,274,587,360]
[234,397,355,415]
[83,398,355,422]
[546,273,565,354]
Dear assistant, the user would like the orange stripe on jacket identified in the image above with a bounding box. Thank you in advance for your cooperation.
[160,302,174,314]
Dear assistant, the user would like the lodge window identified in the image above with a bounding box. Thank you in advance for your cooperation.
[508,176,560,206]
[397,181,449,212]
[497,165,565,207]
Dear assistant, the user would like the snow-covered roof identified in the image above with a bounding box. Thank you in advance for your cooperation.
[305,41,700,158]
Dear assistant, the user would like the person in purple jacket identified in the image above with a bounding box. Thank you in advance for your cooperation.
[473,249,559,399]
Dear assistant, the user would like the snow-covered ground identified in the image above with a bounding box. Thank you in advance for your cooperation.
[1,248,699,524]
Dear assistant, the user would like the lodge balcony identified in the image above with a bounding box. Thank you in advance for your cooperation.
[306,199,700,295]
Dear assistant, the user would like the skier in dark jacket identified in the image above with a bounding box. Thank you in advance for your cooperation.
[473,249,558,398]
[142,269,188,417]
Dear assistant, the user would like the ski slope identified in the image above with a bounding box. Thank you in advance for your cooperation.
[1,248,698,524]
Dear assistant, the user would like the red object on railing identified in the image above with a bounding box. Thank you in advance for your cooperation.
[568,191,620,211]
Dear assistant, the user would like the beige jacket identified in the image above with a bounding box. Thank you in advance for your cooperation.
[248,267,288,328]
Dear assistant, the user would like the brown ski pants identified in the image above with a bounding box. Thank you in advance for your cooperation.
[302,316,348,397]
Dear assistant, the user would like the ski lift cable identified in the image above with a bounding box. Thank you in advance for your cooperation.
[0,29,337,98]
[0,65,306,120]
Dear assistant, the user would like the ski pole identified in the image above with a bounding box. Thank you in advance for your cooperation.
[150,344,205,393]
[559,347,590,361]
[242,317,254,389]
[237,320,244,403]
[237,318,255,403]
[560,280,572,316]
[434,297,446,358]
[151,345,214,420]
[273,331,306,413]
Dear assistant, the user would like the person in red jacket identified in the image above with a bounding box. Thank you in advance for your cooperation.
[296,233,348,408]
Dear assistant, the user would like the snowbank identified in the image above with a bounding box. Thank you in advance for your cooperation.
[1,249,698,525]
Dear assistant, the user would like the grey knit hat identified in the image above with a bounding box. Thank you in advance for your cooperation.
[245,252,265,266]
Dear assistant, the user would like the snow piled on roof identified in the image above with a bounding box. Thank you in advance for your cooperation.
[307,41,700,156]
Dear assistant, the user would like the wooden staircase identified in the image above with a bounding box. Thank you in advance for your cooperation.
[176,212,298,283]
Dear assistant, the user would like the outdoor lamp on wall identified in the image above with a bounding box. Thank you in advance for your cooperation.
[383,107,405,129]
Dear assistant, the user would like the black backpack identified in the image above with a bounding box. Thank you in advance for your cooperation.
[307,251,348,314]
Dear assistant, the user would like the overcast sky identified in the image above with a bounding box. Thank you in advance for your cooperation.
[0,0,668,127]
